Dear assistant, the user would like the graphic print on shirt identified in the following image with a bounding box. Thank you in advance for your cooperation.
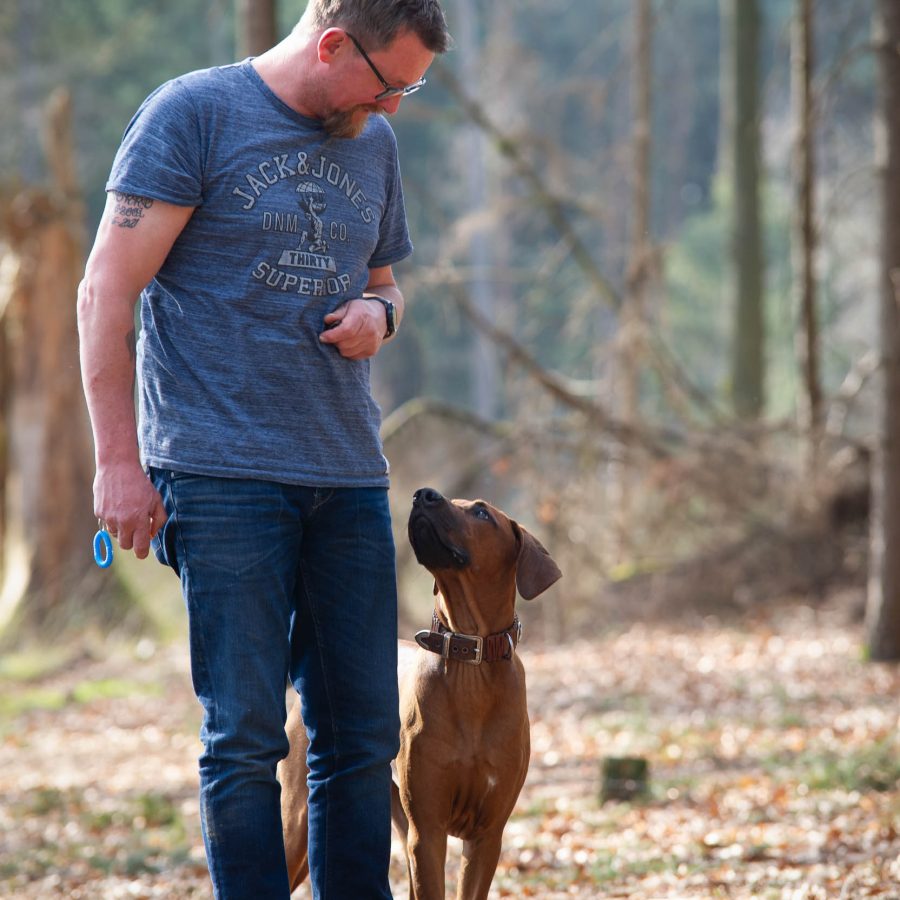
[287,181,333,268]
[235,150,378,299]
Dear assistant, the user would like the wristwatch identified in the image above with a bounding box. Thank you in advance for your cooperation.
[363,294,396,338]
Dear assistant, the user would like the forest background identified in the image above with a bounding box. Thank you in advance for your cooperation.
[1,1,900,898]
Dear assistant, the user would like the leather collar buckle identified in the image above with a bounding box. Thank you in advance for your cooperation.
[445,631,482,665]
[416,613,521,665]
[415,627,485,665]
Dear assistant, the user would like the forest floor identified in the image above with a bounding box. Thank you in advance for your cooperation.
[1,594,899,899]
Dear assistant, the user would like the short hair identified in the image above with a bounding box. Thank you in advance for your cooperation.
[304,0,452,54]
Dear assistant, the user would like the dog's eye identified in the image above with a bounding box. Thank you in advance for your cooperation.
[474,505,491,521]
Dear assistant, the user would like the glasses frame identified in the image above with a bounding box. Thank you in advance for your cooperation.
[344,32,426,101]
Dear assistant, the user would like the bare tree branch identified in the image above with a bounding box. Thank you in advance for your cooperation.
[449,285,681,458]
[433,62,622,312]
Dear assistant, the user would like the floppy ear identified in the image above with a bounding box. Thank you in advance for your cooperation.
[512,522,562,600]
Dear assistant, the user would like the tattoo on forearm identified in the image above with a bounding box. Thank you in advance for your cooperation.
[112,193,154,229]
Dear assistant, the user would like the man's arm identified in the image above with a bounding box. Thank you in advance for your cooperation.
[77,191,195,558]
[319,264,405,360]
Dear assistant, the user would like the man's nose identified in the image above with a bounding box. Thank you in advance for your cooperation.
[378,95,403,116]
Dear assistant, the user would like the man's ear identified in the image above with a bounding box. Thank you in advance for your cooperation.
[317,27,348,64]
[512,521,562,600]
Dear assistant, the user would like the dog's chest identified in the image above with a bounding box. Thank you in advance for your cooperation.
[409,663,528,751]
[446,765,521,837]
[442,728,528,838]
[407,679,530,835]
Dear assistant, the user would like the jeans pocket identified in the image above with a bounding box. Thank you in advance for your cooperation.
[148,467,180,574]
[168,470,201,483]
[152,514,180,574]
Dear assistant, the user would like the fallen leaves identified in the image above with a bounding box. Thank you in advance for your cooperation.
[500,603,900,898]
[1,601,899,898]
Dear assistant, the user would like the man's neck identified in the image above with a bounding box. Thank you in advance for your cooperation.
[251,32,322,119]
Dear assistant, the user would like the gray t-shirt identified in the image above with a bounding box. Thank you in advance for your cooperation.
[107,60,413,487]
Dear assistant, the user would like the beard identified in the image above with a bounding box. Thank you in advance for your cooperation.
[322,104,381,139]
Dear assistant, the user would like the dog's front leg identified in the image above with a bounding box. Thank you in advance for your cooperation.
[407,823,448,900]
[280,700,310,891]
[457,832,504,900]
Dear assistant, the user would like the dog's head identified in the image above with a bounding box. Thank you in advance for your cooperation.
[407,487,561,601]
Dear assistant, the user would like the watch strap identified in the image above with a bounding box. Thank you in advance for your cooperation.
[363,294,396,338]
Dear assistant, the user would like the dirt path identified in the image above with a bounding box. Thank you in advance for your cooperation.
[1,602,899,898]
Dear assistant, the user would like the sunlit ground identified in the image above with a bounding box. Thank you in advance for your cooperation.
[1,597,898,899]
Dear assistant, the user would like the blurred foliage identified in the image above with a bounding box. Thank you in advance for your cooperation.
[0,0,881,629]
[664,176,794,419]
[0,0,309,223]
[0,0,878,414]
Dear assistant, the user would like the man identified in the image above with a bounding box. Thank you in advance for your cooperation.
[76,2,451,897]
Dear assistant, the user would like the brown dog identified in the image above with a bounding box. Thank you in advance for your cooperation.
[279,487,562,898]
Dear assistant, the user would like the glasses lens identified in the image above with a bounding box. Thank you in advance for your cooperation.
[374,78,426,102]
[402,79,425,96]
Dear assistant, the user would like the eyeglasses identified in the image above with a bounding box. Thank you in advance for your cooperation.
[345,32,426,101]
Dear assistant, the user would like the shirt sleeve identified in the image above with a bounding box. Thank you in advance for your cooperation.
[106,79,204,207]
[369,129,413,268]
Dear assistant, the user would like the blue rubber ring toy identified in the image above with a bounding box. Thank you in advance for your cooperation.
[93,529,114,568]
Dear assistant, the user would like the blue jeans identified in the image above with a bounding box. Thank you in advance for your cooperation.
[150,470,399,900]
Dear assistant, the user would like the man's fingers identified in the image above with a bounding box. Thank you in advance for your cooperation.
[321,302,350,339]
[150,493,168,537]
[132,531,152,559]
[323,312,380,358]
[117,527,135,551]
[339,333,382,359]
[108,501,166,557]
[120,514,154,557]
[320,314,356,343]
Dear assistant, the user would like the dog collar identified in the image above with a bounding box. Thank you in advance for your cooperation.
[415,612,522,665]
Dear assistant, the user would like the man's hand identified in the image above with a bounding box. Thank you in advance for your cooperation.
[319,298,388,360]
[93,461,168,560]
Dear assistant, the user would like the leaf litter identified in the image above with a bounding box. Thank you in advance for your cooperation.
[1,599,899,898]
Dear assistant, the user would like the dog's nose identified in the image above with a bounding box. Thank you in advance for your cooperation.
[413,487,444,507]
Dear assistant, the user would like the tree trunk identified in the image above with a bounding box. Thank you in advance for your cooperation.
[454,0,501,420]
[728,0,765,420]
[236,0,277,58]
[791,0,822,473]
[865,1,900,661]
[0,256,10,557]
[716,0,734,182]
[0,90,136,641]
[612,0,653,560]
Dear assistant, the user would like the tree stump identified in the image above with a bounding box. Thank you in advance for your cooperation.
[600,756,650,803]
